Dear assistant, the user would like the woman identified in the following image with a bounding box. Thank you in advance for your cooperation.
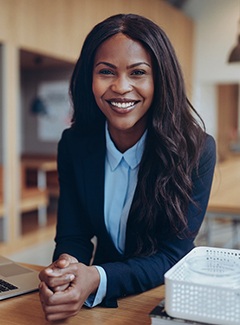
[39,13,216,321]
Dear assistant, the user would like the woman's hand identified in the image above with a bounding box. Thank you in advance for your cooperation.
[39,253,78,292]
[39,254,100,321]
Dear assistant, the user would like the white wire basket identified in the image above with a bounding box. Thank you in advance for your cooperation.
[164,246,240,325]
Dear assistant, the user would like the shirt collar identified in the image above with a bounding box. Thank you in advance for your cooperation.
[105,123,147,171]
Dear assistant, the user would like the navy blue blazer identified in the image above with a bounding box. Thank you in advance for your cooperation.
[53,126,216,307]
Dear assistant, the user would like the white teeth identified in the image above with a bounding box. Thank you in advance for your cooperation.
[111,101,135,108]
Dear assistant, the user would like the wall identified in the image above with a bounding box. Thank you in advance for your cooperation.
[21,65,73,155]
[184,0,240,139]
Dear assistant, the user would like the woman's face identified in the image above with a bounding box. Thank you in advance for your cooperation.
[92,33,154,142]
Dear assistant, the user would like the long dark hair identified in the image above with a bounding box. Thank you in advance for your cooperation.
[70,13,206,256]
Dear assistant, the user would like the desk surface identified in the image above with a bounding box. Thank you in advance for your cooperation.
[207,157,240,214]
[1,264,164,325]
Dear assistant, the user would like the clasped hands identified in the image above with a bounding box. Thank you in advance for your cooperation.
[39,253,100,321]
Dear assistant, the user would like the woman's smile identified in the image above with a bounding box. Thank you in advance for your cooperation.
[106,98,140,113]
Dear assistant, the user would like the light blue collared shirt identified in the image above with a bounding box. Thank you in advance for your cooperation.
[85,124,146,307]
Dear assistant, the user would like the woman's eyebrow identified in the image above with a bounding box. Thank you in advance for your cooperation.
[127,62,151,69]
[95,61,151,68]
[95,62,116,68]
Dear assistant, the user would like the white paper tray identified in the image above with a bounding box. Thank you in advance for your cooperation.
[164,246,240,325]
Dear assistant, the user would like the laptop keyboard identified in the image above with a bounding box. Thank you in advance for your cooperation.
[0,279,18,292]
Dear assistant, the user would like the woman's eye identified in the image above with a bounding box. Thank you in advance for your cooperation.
[99,69,114,75]
[131,70,145,76]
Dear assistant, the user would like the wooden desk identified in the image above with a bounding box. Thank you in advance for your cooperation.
[206,157,240,247]
[0,264,164,325]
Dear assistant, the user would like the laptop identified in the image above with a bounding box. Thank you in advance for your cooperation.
[0,255,40,300]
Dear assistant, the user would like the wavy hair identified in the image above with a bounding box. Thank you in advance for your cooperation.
[70,13,206,256]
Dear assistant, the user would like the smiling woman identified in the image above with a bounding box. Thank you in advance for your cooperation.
[38,13,216,322]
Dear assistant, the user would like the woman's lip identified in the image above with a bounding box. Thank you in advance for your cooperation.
[106,99,140,109]
[106,100,138,113]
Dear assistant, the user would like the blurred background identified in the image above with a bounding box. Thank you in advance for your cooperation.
[0,0,239,265]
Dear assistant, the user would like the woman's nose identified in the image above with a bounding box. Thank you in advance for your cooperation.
[111,75,133,94]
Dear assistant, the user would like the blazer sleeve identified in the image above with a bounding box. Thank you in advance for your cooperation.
[100,134,216,308]
[53,129,95,264]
